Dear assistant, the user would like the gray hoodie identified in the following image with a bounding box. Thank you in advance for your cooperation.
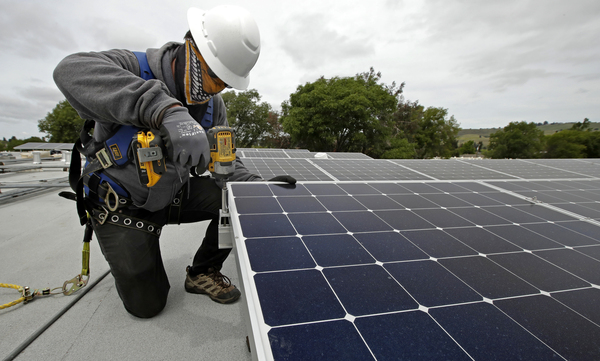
[54,42,261,211]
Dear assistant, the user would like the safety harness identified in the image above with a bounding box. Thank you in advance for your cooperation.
[68,51,214,221]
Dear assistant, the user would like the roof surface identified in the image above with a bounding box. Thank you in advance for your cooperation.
[0,163,252,361]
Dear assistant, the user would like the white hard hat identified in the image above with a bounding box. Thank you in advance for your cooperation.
[187,5,261,90]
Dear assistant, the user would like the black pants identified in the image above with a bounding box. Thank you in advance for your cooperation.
[91,177,231,318]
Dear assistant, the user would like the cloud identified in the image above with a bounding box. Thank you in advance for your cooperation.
[0,85,62,127]
[488,68,559,92]
[419,0,600,91]
[278,13,375,70]
[87,19,159,50]
[17,85,63,102]
[0,3,79,59]
[570,73,600,81]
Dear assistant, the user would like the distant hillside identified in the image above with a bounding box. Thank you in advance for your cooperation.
[458,122,600,147]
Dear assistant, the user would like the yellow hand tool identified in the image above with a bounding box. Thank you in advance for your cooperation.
[132,131,167,187]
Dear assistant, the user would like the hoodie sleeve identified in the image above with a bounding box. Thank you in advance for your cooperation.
[53,49,180,129]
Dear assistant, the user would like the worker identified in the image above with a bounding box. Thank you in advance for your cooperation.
[53,5,293,318]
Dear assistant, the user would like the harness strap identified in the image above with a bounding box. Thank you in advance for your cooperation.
[90,208,162,237]
[200,98,214,130]
[133,51,156,80]
[68,139,89,226]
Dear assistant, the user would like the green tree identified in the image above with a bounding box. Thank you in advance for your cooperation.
[545,130,588,158]
[280,68,402,156]
[261,112,291,149]
[456,140,476,156]
[380,137,415,159]
[545,118,600,158]
[415,107,459,158]
[389,100,460,159]
[38,99,84,142]
[222,89,272,148]
[570,117,592,131]
[487,121,545,158]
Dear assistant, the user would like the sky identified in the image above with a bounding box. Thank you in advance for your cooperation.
[1,0,598,140]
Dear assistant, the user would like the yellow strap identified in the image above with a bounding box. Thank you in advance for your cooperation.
[82,242,90,276]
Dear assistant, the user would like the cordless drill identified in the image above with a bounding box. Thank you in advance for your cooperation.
[206,126,236,248]
[206,126,236,180]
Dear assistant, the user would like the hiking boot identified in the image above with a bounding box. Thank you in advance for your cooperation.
[185,266,241,304]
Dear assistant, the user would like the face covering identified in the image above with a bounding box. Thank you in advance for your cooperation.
[178,36,227,105]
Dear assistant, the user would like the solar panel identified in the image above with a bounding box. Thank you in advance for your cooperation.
[238,150,370,160]
[239,158,334,181]
[239,150,289,158]
[324,152,373,159]
[285,152,322,159]
[13,142,74,150]
[525,159,600,178]
[467,159,594,179]
[313,159,433,181]
[229,180,600,360]
[283,152,370,160]
[486,179,600,221]
[391,159,519,180]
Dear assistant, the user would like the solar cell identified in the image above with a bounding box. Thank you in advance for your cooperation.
[495,295,600,360]
[429,302,561,360]
[577,244,600,261]
[229,181,600,360]
[551,288,600,325]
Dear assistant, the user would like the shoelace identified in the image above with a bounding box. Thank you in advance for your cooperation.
[208,270,232,288]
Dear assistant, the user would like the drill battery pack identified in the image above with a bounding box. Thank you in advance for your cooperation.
[132,131,166,187]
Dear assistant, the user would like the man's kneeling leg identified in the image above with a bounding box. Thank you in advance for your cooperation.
[92,214,169,318]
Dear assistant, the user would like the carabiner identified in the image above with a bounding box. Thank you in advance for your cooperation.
[62,274,89,296]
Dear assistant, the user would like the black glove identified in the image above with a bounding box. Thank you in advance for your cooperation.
[159,106,210,169]
[268,175,297,185]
